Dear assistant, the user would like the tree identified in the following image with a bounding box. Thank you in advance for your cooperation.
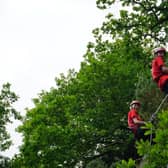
[16,37,146,167]
[0,155,11,168]
[0,83,20,167]
[96,0,168,46]
[0,83,20,151]
[115,110,168,168]
[86,158,107,168]
[94,0,168,166]
[137,110,168,167]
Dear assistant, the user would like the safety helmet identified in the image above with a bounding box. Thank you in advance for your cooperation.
[153,47,166,55]
[130,100,141,107]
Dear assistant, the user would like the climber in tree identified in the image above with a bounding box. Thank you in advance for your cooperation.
[151,47,168,94]
[128,100,148,141]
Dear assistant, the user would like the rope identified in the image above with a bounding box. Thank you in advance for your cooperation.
[149,94,168,144]
[150,94,168,122]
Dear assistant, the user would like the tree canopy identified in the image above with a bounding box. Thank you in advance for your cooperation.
[0,83,20,151]
[0,83,20,167]
[96,0,168,45]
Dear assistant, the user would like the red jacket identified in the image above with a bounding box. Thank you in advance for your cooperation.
[152,56,168,90]
[128,109,143,133]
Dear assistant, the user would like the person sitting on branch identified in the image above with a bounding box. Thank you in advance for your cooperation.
[151,47,168,94]
[128,100,148,141]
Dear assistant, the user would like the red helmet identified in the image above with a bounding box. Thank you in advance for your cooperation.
[153,47,166,55]
[130,100,141,106]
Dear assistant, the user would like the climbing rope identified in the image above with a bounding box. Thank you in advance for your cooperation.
[149,94,168,144]
[150,94,168,122]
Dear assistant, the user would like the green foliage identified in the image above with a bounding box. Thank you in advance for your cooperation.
[133,61,168,122]
[96,0,168,46]
[0,156,11,168]
[0,83,20,151]
[16,38,146,167]
[134,110,168,168]
[117,111,168,168]
[115,159,135,168]
[0,83,20,167]
[86,159,108,168]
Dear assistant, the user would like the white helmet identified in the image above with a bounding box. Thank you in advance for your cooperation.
[153,47,166,55]
[130,100,141,107]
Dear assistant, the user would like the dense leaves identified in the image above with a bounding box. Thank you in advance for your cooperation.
[119,110,168,168]
[0,83,20,168]
[0,83,20,151]
[96,0,168,46]
[15,38,147,167]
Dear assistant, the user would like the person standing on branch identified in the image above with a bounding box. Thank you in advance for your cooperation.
[128,100,147,140]
[151,47,168,94]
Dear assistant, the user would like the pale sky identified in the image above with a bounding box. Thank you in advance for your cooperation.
[0,0,121,158]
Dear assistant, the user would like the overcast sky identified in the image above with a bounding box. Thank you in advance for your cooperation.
[0,0,121,158]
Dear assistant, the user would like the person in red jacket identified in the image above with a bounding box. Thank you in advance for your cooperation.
[151,47,168,94]
[128,100,147,140]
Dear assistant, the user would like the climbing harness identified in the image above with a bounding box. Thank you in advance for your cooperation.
[149,94,168,144]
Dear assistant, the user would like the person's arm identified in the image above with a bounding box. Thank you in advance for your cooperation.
[161,65,168,73]
[133,117,146,125]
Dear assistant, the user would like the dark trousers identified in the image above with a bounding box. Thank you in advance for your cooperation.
[162,80,168,94]
[135,127,150,141]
